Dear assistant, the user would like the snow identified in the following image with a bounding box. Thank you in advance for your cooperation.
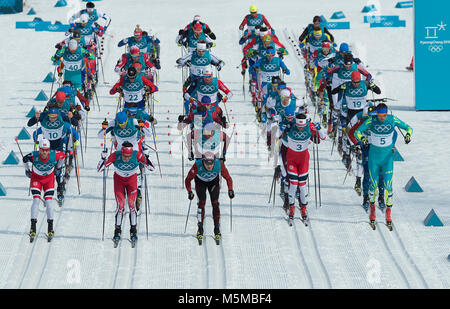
[0,0,448,289]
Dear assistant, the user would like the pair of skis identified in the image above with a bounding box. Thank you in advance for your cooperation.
[197,233,221,246]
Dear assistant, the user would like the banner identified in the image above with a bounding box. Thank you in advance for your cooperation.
[0,0,22,14]
[415,0,450,110]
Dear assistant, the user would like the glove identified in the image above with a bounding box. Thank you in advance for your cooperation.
[188,191,195,200]
[155,58,161,70]
[360,136,369,147]
[102,119,109,130]
[217,61,224,71]
[97,159,106,172]
[101,149,108,160]
[188,151,194,161]
[178,115,185,123]
[299,42,305,49]
[221,152,226,162]
[239,25,244,31]
[73,140,80,149]
[340,83,347,90]
[222,96,228,103]
[58,71,63,77]
[242,62,248,69]
[116,86,123,94]
[228,190,235,199]
[274,165,281,179]
[315,122,321,131]
[138,119,145,127]
[404,133,411,144]
[241,69,246,76]
[283,68,290,75]
[85,105,90,112]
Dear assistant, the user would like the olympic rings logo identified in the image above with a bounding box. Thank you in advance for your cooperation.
[117,163,136,170]
[428,45,444,53]
[66,54,80,61]
[202,171,217,179]
[349,88,365,96]
[342,70,352,78]
[46,120,62,128]
[116,128,134,137]
[34,163,54,170]
[194,57,209,65]
[374,124,392,133]
[126,82,141,90]
[200,85,216,92]
[292,130,309,139]
[263,64,277,70]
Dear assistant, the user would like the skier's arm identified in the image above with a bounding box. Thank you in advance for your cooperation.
[117,37,129,48]
[184,164,198,192]
[261,15,272,29]
[238,16,248,30]
[142,76,158,93]
[324,27,334,43]
[347,119,363,146]
[393,116,413,136]
[218,80,233,100]
[355,118,372,142]
[220,161,233,191]
[109,76,124,95]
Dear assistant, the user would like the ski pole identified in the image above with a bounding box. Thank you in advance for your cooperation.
[49,64,58,99]
[184,199,192,234]
[102,127,107,241]
[316,137,322,208]
[150,123,162,178]
[144,170,149,240]
[268,172,275,203]
[312,135,318,210]
[230,199,233,233]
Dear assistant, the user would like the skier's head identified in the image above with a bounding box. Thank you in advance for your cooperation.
[193,22,203,37]
[116,111,128,128]
[55,91,66,105]
[134,25,143,40]
[313,29,322,40]
[72,29,81,42]
[343,54,353,69]
[202,67,214,84]
[132,62,142,75]
[262,34,272,48]
[259,26,269,37]
[68,39,78,53]
[277,82,287,93]
[126,103,138,118]
[202,152,216,170]
[196,41,207,55]
[271,76,282,87]
[249,4,258,15]
[351,70,361,85]
[266,47,276,60]
[86,1,95,14]
[322,41,331,54]
[295,113,308,129]
[280,88,291,107]
[127,66,137,80]
[80,13,89,26]
[39,137,51,159]
[197,104,208,117]
[253,25,261,36]
[121,142,133,161]
[193,15,201,22]
[130,46,140,59]
[47,106,60,122]
[376,103,388,122]
[285,104,296,122]
[313,16,321,26]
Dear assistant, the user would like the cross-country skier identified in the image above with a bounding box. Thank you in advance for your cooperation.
[239,5,272,32]
[68,1,111,31]
[282,114,326,225]
[98,111,143,152]
[354,103,413,230]
[185,152,234,245]
[114,45,157,79]
[177,15,216,46]
[110,66,158,110]
[23,138,65,242]
[298,16,335,48]
[97,141,155,245]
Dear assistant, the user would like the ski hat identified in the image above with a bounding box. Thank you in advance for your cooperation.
[344,53,353,66]
[249,4,258,13]
[62,85,72,95]
[48,108,59,118]
[68,39,78,51]
[262,34,272,44]
[39,138,51,150]
[126,106,138,116]
[277,82,286,90]
[121,142,133,156]
[259,26,269,37]
[351,70,361,82]
[376,103,388,115]
[202,66,213,77]
[80,13,89,25]
[72,29,81,40]
[295,113,308,127]
[193,15,201,22]
[313,16,321,23]
[285,104,295,117]
[271,76,282,85]
[86,2,95,9]
[339,42,349,53]
[116,111,128,125]
[55,91,66,103]
[134,25,143,37]
[196,42,207,51]
[127,66,137,78]
[130,46,140,57]
[280,88,291,98]
[193,22,203,31]
[313,29,322,38]
[322,41,331,49]
[266,47,276,57]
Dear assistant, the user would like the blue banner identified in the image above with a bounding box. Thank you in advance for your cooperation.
[415,0,450,110]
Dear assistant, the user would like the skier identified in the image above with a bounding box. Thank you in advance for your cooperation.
[185,152,234,244]
[97,141,155,245]
[282,114,326,225]
[110,66,158,110]
[52,39,95,91]
[177,16,216,46]
[298,16,335,47]
[354,103,413,229]
[68,1,111,30]
[99,111,142,152]
[239,5,272,33]
[114,45,157,79]
[23,138,65,242]
[178,22,214,53]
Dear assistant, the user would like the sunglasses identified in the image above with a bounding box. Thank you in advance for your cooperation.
[203,159,214,165]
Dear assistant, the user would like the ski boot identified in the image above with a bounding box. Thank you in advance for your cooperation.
[300,204,308,226]
[288,204,295,226]
[354,177,362,196]
[47,219,54,242]
[130,225,138,247]
[29,219,37,243]
[378,194,386,212]
[369,202,376,230]
[386,206,393,231]
[196,223,204,245]
[214,224,221,245]
[113,225,121,248]
[362,195,369,213]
